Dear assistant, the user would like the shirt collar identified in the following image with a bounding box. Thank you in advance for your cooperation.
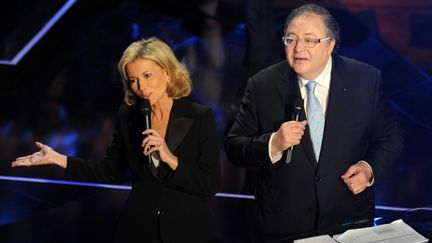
[299,56,332,89]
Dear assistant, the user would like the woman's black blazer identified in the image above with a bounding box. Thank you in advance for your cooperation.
[65,98,220,243]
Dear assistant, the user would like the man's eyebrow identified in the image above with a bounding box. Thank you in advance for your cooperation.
[303,32,318,36]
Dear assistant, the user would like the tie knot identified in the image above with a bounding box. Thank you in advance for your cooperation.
[306,81,317,93]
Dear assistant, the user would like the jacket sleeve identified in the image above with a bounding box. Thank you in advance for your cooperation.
[364,72,404,182]
[168,109,221,199]
[65,109,128,184]
[224,78,273,167]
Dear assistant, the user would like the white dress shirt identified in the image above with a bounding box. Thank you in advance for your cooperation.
[298,56,332,116]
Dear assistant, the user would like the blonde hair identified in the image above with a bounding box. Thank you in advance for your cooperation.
[117,37,192,105]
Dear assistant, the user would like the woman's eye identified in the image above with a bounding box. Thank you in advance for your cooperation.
[129,79,137,84]
[144,73,151,78]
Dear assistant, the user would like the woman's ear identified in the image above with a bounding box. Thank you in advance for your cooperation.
[164,70,170,84]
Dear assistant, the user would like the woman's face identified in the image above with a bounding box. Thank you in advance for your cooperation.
[126,58,170,105]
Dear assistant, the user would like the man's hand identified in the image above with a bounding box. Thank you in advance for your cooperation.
[271,120,307,157]
[341,162,373,194]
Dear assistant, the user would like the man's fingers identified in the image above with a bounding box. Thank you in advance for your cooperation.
[341,171,368,195]
[341,165,358,179]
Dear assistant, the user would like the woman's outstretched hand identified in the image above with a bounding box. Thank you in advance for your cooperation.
[11,142,67,169]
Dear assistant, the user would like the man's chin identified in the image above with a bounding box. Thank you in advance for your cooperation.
[293,67,309,76]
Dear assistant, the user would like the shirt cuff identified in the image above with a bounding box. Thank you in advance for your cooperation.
[269,133,282,164]
[358,160,374,187]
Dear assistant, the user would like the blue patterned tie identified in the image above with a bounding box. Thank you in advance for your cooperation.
[306,81,324,161]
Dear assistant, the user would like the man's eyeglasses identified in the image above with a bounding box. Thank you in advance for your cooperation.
[282,36,332,48]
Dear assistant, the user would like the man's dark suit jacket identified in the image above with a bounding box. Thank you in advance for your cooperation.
[225,55,403,238]
[65,98,220,243]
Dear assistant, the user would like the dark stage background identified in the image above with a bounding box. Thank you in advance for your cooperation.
[1,0,431,242]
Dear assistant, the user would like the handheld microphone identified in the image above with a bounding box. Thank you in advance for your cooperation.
[140,98,152,165]
[140,98,152,131]
[286,98,304,164]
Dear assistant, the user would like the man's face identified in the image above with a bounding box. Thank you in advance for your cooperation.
[285,13,335,80]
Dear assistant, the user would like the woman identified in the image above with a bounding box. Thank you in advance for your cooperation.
[11,37,221,243]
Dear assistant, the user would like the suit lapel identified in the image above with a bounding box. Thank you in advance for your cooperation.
[165,99,194,153]
[302,113,318,168]
[157,99,194,180]
[319,56,351,167]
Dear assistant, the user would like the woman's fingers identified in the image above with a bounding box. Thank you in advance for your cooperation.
[142,134,164,147]
[37,142,53,154]
[11,155,34,167]
[35,141,44,148]
[143,137,166,155]
[11,142,52,168]
[145,145,161,155]
[15,155,32,161]
[144,140,163,155]
[142,129,173,158]
[142,129,161,137]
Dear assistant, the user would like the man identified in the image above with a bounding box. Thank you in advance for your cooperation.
[225,3,403,242]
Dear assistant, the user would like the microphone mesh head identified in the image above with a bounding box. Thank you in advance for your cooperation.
[140,98,151,115]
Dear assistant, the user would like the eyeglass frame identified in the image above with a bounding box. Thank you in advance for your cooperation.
[282,36,332,48]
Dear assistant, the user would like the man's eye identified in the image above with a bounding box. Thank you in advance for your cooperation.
[129,79,137,84]
[304,39,315,44]
[287,38,295,44]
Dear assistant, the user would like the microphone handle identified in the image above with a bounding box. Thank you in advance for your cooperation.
[145,113,151,131]
[143,110,152,165]
[285,112,300,164]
